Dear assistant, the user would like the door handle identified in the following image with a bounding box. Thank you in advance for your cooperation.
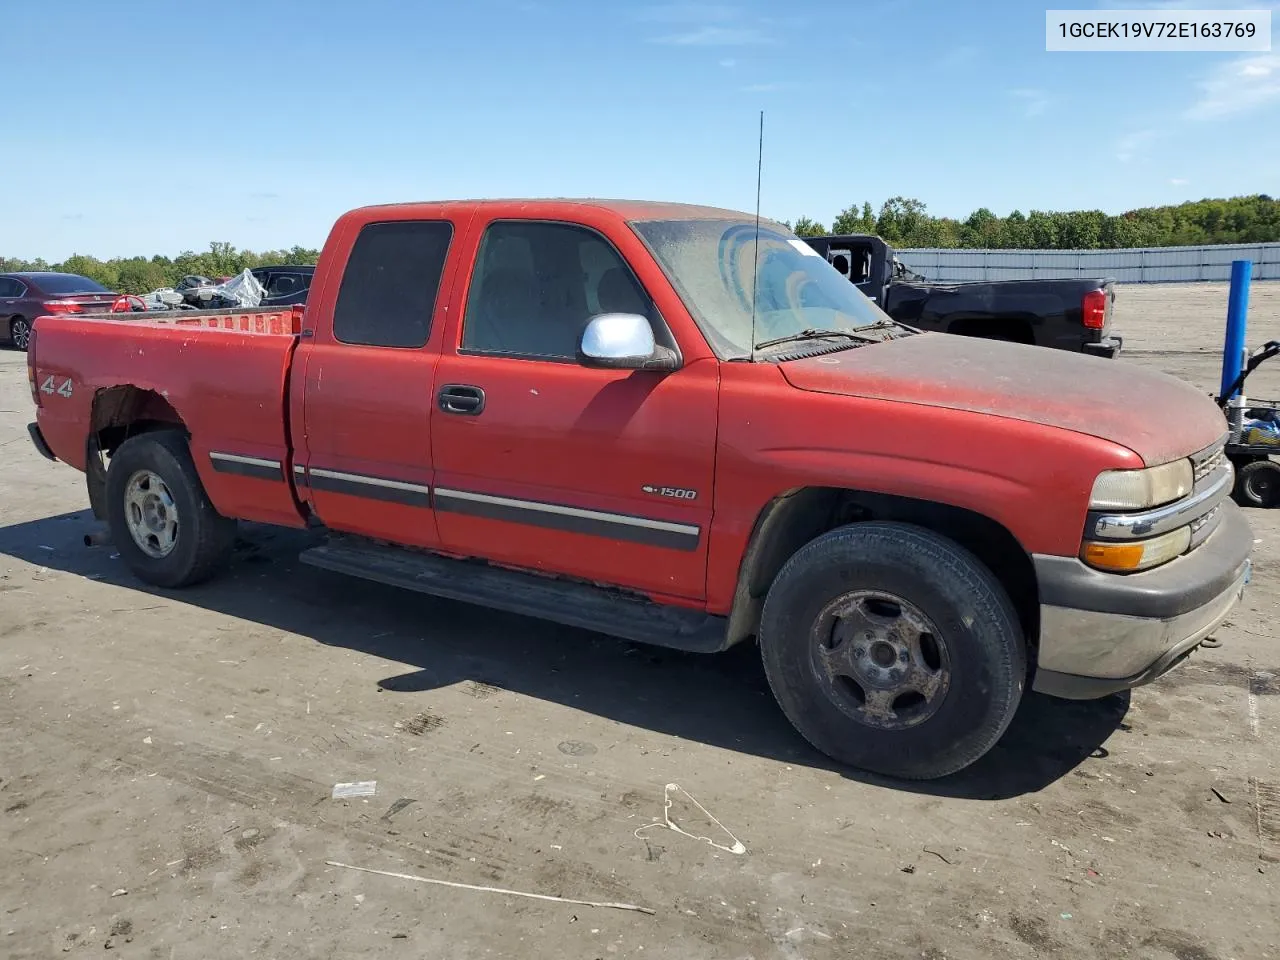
[438,384,486,416]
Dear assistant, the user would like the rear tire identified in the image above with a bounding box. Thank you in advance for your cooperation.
[9,317,31,351]
[105,431,236,587]
[759,522,1026,780]
[1235,459,1280,508]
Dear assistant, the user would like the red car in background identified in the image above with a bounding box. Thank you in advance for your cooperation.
[1,272,120,351]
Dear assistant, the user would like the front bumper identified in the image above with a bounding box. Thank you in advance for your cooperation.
[1031,502,1251,700]
[1083,335,1123,359]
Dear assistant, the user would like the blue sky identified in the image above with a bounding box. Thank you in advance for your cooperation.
[4,0,1278,259]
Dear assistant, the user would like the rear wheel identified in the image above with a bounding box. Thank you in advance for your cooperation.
[1235,459,1280,508]
[105,431,236,587]
[9,317,31,351]
[759,522,1026,780]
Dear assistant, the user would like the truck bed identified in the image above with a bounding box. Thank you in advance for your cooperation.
[29,305,306,529]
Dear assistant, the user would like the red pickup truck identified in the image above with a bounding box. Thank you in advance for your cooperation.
[26,199,1251,780]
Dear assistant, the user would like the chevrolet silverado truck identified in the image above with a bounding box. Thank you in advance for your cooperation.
[802,234,1122,357]
[26,200,1248,780]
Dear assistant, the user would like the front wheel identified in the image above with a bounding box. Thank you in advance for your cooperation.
[105,431,236,587]
[9,317,31,351]
[759,522,1026,780]
[1234,459,1280,508]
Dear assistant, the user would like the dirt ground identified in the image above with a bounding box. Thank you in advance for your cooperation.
[2,282,1278,960]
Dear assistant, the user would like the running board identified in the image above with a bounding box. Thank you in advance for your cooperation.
[298,536,729,653]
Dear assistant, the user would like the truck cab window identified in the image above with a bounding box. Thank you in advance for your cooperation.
[462,221,655,361]
[333,220,453,348]
[267,274,300,297]
[828,247,872,283]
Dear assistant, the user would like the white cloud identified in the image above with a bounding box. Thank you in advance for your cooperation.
[637,2,739,22]
[1186,53,1280,119]
[719,58,737,67]
[1115,128,1159,162]
[1009,88,1050,117]
[1170,177,1190,185]
[653,24,768,44]
[741,81,802,93]
[643,3,784,47]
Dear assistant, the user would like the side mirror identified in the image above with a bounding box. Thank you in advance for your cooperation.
[578,313,679,371]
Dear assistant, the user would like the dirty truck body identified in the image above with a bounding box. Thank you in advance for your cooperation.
[26,200,1250,780]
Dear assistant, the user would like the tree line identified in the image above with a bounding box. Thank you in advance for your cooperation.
[786,194,1279,249]
[4,194,1277,293]
[0,242,321,295]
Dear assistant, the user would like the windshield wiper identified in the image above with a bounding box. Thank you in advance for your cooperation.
[753,326,885,351]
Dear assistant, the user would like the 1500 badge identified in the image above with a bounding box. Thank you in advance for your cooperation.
[641,485,697,501]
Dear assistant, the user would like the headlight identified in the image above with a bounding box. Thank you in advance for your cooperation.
[1089,460,1193,511]
[1082,526,1192,573]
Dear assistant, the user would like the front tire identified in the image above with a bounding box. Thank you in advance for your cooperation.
[9,317,31,351]
[1234,459,1280,508]
[105,431,236,587]
[759,522,1026,780]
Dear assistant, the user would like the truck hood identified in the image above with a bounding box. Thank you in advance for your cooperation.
[778,333,1225,465]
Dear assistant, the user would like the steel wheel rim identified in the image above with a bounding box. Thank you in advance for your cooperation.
[809,589,951,731]
[12,319,30,350]
[123,469,179,559]
[1248,470,1274,503]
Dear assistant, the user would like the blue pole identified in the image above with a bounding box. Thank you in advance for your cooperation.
[1220,259,1253,399]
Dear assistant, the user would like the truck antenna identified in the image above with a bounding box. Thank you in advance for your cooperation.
[750,109,764,354]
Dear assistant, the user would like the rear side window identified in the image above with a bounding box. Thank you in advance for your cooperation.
[333,221,453,348]
[0,279,23,297]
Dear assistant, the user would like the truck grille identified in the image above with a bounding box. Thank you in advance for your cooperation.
[1188,503,1223,550]
[1193,444,1226,485]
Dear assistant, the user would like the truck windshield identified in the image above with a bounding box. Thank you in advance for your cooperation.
[631,218,893,359]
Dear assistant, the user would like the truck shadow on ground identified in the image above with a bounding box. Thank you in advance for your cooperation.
[0,510,1129,801]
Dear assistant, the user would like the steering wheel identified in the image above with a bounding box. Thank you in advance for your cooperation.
[110,295,148,313]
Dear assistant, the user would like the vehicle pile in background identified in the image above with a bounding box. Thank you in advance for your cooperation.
[139,270,267,311]
[131,265,316,313]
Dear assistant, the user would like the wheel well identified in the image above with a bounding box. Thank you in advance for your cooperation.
[947,316,1034,345]
[725,487,1039,651]
[85,386,187,521]
[90,385,186,453]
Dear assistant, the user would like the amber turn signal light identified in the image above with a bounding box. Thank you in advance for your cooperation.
[1081,526,1191,573]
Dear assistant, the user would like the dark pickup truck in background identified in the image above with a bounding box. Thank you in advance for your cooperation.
[803,234,1122,358]
[252,264,315,306]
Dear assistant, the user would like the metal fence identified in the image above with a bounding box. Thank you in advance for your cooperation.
[895,242,1280,283]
